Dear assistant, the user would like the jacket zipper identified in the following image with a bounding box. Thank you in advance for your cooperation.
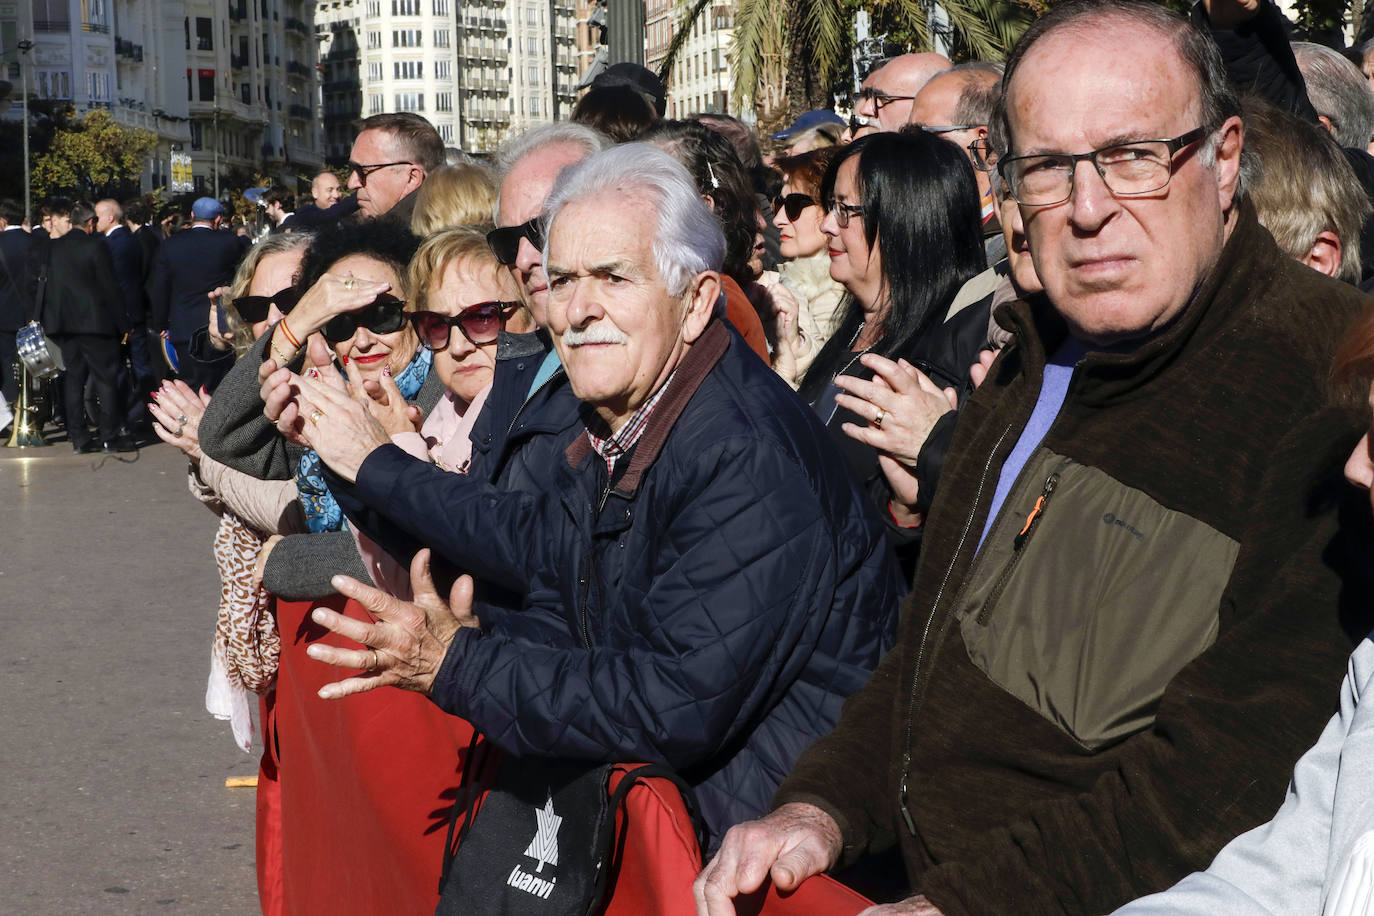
[975,472,1059,626]
[898,422,1015,835]
[578,472,613,649]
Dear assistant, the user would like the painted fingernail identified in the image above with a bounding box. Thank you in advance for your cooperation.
[306,368,319,379]
[341,356,349,365]
[382,365,392,377]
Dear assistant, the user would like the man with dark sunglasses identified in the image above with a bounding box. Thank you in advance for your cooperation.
[345,113,444,223]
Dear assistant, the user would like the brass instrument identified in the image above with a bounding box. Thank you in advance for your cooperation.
[7,361,49,447]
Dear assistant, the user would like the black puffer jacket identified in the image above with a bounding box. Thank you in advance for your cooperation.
[348,319,904,839]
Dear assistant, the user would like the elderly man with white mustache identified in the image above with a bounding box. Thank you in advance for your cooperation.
[258,142,905,843]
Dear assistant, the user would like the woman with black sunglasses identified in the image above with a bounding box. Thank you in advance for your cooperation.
[766,147,848,387]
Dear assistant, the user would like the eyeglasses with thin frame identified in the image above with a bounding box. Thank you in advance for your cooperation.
[347,160,414,186]
[968,138,998,172]
[772,192,817,222]
[918,124,980,135]
[855,87,917,111]
[997,126,1210,207]
[410,301,519,350]
[486,218,545,266]
[823,199,865,229]
[322,294,409,344]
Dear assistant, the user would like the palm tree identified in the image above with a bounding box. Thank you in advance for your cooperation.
[657,0,1032,124]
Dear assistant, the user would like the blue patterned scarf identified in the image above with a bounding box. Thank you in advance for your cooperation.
[296,347,433,533]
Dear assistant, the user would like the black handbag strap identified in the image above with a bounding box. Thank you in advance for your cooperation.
[585,764,707,916]
[437,729,487,895]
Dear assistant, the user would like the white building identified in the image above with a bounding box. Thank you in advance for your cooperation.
[315,0,578,158]
[647,0,737,119]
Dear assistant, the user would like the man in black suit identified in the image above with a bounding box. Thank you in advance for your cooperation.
[0,198,35,408]
[262,186,298,233]
[97,199,155,429]
[148,197,243,392]
[37,200,133,453]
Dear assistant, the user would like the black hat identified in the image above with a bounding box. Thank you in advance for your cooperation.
[591,63,666,116]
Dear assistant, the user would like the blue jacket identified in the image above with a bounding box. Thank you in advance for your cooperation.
[350,319,904,838]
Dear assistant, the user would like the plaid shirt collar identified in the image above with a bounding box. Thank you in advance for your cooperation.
[584,370,677,475]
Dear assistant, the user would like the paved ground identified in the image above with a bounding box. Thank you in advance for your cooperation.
[0,440,260,914]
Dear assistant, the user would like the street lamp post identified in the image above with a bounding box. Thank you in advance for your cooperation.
[17,39,33,222]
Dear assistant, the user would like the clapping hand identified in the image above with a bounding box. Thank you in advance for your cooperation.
[150,379,213,462]
[306,549,481,699]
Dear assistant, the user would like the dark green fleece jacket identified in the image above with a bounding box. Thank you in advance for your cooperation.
[775,202,1374,915]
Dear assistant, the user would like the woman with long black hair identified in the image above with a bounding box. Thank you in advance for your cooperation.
[797,128,986,554]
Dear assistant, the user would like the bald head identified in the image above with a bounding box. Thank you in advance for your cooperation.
[855,52,953,132]
[908,68,1002,198]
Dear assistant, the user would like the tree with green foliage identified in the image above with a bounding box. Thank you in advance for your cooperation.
[658,0,1034,126]
[31,108,157,201]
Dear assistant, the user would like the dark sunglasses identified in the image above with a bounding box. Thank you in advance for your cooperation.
[772,193,816,222]
[485,218,544,266]
[322,294,409,344]
[411,301,518,351]
[230,286,301,324]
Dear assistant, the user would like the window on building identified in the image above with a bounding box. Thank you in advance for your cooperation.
[392,0,420,13]
[190,120,203,150]
[435,59,450,79]
[438,122,453,142]
[436,92,452,111]
[529,96,539,116]
[394,91,424,111]
[394,59,422,79]
[369,93,384,114]
[37,69,72,99]
[433,0,449,13]
[198,70,215,101]
[393,29,421,47]
[366,1,380,14]
[196,16,213,50]
[368,61,382,81]
[367,30,381,49]
[434,29,450,47]
[526,65,538,85]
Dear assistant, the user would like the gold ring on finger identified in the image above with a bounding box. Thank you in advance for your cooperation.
[370,649,380,671]
[343,277,355,290]
[309,408,324,425]
[873,409,886,429]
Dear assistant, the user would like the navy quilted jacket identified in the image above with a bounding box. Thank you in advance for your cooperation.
[352,319,903,838]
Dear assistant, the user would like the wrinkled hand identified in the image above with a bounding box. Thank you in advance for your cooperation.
[251,534,284,589]
[150,378,213,462]
[694,803,843,916]
[290,271,393,335]
[763,280,805,386]
[262,357,392,481]
[347,357,423,437]
[207,287,234,351]
[835,355,957,467]
[857,897,946,916]
[305,549,480,699]
[1202,0,1261,28]
[968,348,1001,390]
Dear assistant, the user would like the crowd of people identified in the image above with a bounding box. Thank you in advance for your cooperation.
[15,0,1374,911]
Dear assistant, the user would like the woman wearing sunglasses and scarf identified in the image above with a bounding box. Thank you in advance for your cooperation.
[345,226,523,597]
[198,220,446,600]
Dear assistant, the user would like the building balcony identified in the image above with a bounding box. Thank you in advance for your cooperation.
[288,103,312,119]
[230,1,249,21]
[231,53,249,69]
[116,38,145,61]
[286,60,311,78]
[285,18,310,37]
[34,19,71,32]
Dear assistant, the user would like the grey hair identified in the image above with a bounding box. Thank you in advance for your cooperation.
[996,0,1253,198]
[541,143,725,298]
[492,122,609,220]
[1292,42,1374,149]
[1243,97,1370,283]
[494,122,609,181]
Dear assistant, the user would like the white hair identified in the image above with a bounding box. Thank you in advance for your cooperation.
[542,143,725,298]
[492,122,609,221]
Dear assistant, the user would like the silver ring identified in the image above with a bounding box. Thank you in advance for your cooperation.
[172,424,185,437]
[873,409,886,430]
[176,414,188,425]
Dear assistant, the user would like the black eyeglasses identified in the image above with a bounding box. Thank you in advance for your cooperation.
[486,218,544,266]
[823,199,865,229]
[772,193,817,222]
[231,286,301,324]
[998,127,1209,207]
[347,160,414,186]
[322,294,409,344]
[411,302,518,350]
